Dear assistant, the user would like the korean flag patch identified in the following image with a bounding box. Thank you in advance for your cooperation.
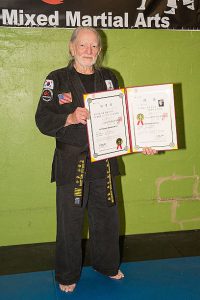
[105,80,114,90]
[43,79,54,90]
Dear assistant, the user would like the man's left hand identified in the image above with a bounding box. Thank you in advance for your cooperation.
[142,147,158,155]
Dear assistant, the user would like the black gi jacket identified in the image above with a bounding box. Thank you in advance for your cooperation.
[35,65,119,185]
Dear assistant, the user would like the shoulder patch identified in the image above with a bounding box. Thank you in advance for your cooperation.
[105,80,114,90]
[43,79,54,89]
[42,89,53,102]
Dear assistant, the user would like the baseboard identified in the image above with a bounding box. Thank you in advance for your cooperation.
[0,230,200,275]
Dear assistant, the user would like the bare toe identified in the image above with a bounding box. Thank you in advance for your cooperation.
[59,284,65,292]
[59,283,76,293]
[110,270,124,280]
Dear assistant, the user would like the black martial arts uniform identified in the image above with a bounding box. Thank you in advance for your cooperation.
[35,65,120,285]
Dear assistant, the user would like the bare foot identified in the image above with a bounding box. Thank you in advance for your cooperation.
[59,283,76,293]
[109,270,124,280]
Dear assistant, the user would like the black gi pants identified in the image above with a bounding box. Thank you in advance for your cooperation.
[55,177,120,285]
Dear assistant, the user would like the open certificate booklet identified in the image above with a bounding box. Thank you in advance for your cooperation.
[84,84,178,162]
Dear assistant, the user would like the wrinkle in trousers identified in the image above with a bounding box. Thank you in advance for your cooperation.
[55,177,120,285]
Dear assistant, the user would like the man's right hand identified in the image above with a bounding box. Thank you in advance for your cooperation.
[65,107,89,126]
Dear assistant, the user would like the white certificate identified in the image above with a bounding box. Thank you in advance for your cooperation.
[84,89,131,162]
[126,84,178,152]
[84,84,178,161]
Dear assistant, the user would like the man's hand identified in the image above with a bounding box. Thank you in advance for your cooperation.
[65,107,89,126]
[142,147,158,155]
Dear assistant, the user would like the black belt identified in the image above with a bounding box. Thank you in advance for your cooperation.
[56,141,88,152]
[73,152,87,207]
[56,142,115,207]
[73,156,115,207]
[106,159,115,207]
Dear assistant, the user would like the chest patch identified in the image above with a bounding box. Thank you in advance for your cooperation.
[105,80,114,90]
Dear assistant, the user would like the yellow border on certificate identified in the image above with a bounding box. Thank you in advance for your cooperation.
[83,93,88,102]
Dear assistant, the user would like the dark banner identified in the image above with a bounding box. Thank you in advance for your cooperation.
[0,0,200,29]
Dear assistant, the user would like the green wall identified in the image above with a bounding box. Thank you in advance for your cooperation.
[0,28,200,246]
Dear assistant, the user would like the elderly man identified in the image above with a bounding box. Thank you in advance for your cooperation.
[36,27,125,293]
